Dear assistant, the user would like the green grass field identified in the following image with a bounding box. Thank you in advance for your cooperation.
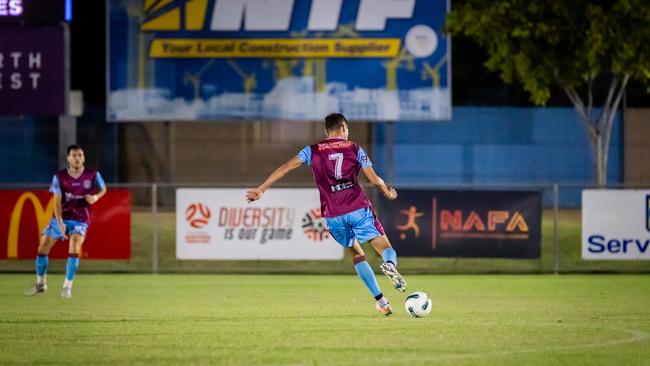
[2,274,649,365]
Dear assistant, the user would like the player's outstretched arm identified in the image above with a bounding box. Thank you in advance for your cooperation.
[246,156,303,203]
[362,166,397,200]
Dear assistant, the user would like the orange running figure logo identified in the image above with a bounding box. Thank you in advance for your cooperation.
[396,206,425,240]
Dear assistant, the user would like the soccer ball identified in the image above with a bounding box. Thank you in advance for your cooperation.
[404,291,432,318]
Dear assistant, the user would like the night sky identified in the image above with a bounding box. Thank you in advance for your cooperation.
[69,1,648,111]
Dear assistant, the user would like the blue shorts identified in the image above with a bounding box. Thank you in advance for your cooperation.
[42,219,88,240]
[325,207,385,248]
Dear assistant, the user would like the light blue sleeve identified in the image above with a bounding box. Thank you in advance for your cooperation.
[297,146,312,167]
[49,176,61,195]
[95,172,106,190]
[357,147,372,168]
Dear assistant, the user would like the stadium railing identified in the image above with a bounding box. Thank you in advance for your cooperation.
[1,182,649,275]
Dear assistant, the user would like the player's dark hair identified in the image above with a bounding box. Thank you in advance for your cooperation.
[325,113,348,132]
[66,144,83,155]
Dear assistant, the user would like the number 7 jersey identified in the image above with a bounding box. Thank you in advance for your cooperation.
[297,137,373,218]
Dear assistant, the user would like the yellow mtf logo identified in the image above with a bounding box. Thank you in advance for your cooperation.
[142,0,416,32]
[142,0,208,31]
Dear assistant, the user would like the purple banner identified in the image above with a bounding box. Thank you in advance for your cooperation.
[0,25,67,116]
[0,0,67,24]
[377,190,542,259]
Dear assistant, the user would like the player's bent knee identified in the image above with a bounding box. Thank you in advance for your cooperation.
[352,254,366,265]
[38,236,57,254]
[349,244,365,257]
[69,234,85,253]
[371,235,392,249]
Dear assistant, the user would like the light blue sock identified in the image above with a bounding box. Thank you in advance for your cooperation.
[65,255,80,282]
[353,256,381,298]
[382,248,397,267]
[36,254,48,277]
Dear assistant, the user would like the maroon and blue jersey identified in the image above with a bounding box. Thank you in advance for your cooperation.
[297,138,373,218]
[49,169,106,224]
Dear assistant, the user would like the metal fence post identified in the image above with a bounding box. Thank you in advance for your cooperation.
[553,184,560,274]
[151,183,158,274]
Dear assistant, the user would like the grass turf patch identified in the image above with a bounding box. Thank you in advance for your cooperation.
[2,274,649,365]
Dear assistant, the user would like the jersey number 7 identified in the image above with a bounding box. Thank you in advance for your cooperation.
[328,153,343,180]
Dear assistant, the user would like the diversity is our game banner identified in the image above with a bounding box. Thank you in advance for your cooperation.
[376,190,542,259]
[0,190,131,260]
[176,188,343,260]
[108,0,450,121]
[582,190,650,260]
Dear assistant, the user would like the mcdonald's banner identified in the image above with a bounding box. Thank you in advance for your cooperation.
[0,190,131,260]
[376,190,542,259]
[108,0,450,121]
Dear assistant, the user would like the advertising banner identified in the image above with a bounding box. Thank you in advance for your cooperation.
[582,190,650,260]
[108,0,450,121]
[0,0,69,24]
[176,188,343,260]
[0,25,67,116]
[376,190,542,258]
[0,190,131,260]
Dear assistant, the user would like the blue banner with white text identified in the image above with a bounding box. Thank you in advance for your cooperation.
[108,0,450,121]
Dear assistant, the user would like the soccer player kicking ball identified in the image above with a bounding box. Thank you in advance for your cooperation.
[25,144,107,298]
[246,113,406,316]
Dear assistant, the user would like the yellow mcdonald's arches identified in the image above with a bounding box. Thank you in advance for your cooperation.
[7,193,54,259]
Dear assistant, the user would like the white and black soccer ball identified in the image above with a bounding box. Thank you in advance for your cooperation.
[404,291,432,318]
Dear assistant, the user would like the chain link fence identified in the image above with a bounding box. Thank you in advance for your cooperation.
[2,182,650,274]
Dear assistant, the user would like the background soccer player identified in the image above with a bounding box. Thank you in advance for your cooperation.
[246,113,406,316]
[25,144,107,298]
